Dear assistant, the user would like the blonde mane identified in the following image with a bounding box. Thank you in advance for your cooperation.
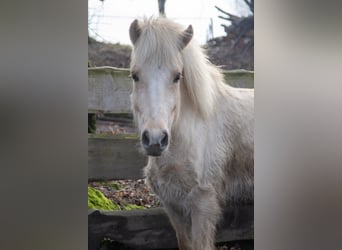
[130,17,226,118]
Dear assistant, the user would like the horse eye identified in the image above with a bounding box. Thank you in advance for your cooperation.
[173,72,181,83]
[131,72,139,82]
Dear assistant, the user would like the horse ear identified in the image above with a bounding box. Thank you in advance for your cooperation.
[180,25,193,50]
[129,19,141,45]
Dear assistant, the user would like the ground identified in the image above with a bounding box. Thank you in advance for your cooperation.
[88,36,132,68]
[89,179,161,210]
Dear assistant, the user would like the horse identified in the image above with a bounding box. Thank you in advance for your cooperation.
[128,17,254,250]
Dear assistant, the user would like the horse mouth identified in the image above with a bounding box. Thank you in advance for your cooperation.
[144,144,165,157]
[147,151,162,157]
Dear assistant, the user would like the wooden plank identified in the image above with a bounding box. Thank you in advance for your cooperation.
[88,67,254,114]
[88,205,253,250]
[88,134,147,181]
[88,67,133,114]
[223,69,254,88]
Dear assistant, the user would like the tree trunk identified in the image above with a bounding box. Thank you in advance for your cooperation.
[158,0,167,17]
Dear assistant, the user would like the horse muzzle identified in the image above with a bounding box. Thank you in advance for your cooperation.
[141,129,169,156]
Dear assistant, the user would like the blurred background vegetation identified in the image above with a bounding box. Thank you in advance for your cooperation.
[88,0,254,70]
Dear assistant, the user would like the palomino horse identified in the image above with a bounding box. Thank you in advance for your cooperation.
[129,18,254,250]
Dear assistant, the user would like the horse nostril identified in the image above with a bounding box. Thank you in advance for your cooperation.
[142,130,168,156]
[160,131,169,148]
[142,130,150,146]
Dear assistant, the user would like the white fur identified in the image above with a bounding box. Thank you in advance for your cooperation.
[130,17,254,250]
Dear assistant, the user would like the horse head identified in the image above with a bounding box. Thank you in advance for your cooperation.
[129,18,193,156]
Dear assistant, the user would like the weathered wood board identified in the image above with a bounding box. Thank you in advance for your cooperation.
[88,205,253,250]
[88,67,133,114]
[88,67,254,114]
[88,134,146,181]
[223,69,254,88]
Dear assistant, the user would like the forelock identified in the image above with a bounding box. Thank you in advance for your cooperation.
[131,18,185,68]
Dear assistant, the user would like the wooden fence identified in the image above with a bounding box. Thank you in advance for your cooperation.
[88,66,254,250]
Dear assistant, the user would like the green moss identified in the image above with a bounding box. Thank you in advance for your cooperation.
[88,187,119,210]
[88,185,145,211]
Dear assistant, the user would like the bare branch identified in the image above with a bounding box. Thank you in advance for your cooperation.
[215,5,242,24]
[215,5,230,16]
[215,6,240,20]
[243,0,254,14]
[158,0,167,17]
[218,16,233,22]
